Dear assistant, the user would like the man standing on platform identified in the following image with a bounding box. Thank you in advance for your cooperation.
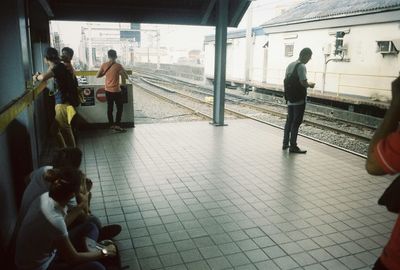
[96,49,128,132]
[282,47,315,154]
[366,76,400,270]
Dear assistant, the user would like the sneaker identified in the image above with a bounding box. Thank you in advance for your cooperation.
[289,146,307,154]
[113,126,126,132]
[282,145,289,150]
[98,224,122,241]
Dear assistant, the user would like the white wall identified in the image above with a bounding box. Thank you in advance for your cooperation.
[266,22,400,99]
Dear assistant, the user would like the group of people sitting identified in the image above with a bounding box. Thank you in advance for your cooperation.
[13,147,121,270]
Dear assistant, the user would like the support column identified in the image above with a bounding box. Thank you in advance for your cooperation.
[212,0,228,126]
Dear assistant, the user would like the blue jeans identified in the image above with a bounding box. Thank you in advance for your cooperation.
[48,221,105,270]
[283,103,305,147]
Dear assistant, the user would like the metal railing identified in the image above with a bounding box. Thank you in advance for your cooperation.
[0,70,132,134]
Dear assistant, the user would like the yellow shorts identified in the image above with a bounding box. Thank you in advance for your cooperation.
[55,104,76,127]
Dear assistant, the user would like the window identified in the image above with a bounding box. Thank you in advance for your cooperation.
[285,44,294,57]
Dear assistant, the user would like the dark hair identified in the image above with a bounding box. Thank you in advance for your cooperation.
[108,49,117,59]
[299,47,312,58]
[45,47,60,63]
[61,47,74,62]
[52,147,82,169]
[49,167,82,202]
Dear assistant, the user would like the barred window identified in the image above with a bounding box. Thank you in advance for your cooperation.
[285,44,294,57]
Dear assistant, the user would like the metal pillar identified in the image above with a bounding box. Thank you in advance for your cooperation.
[212,0,228,126]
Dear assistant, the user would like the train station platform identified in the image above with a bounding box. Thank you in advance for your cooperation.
[80,119,395,270]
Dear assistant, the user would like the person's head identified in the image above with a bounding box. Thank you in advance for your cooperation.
[52,147,82,169]
[299,47,312,64]
[44,47,60,64]
[61,47,74,62]
[108,49,117,60]
[49,167,82,203]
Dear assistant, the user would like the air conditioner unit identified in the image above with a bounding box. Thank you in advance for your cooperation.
[377,41,399,55]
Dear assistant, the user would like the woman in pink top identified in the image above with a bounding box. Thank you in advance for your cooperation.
[96,50,128,132]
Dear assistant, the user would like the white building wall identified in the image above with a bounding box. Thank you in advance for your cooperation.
[266,22,400,99]
[250,36,268,82]
[204,42,215,78]
[228,39,246,81]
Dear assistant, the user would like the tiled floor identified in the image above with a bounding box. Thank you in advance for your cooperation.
[79,119,395,270]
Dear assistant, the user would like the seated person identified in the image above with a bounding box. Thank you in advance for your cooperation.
[15,167,116,270]
[18,147,120,241]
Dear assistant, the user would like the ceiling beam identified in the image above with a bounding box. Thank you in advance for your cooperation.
[38,0,54,17]
[229,0,251,27]
[200,0,216,25]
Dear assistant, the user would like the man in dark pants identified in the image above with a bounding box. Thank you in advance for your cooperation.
[282,47,315,153]
[96,50,128,132]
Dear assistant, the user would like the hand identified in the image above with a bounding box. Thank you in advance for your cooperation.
[77,192,90,214]
[105,244,117,257]
[391,76,400,105]
[32,72,40,82]
[308,82,316,88]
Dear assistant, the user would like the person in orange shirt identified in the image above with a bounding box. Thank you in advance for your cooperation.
[96,50,128,132]
[366,77,400,270]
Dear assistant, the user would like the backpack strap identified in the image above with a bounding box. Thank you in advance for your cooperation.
[103,62,115,75]
[288,62,302,80]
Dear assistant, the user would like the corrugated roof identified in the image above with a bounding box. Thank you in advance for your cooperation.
[261,0,400,27]
[204,26,265,42]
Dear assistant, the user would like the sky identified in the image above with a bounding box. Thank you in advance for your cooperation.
[50,0,303,54]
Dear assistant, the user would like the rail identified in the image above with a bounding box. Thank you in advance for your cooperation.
[0,70,132,134]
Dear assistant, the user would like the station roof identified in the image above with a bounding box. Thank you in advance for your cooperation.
[261,0,400,27]
[45,0,251,27]
[204,26,266,42]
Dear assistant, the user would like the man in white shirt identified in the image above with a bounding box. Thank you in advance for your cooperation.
[15,167,116,270]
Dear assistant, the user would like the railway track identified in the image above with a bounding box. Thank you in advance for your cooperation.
[139,76,372,143]
[133,69,378,131]
[130,71,375,157]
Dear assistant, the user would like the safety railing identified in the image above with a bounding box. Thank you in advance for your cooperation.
[0,69,132,134]
[0,81,47,134]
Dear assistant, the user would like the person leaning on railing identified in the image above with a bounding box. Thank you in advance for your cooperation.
[33,47,76,148]
[366,76,400,270]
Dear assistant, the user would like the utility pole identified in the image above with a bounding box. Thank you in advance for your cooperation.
[244,4,253,84]
[88,23,93,69]
[156,27,160,70]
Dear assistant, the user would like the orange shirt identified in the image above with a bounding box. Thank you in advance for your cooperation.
[374,130,400,269]
[99,61,123,92]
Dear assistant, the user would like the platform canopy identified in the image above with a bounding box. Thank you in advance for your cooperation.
[43,0,251,27]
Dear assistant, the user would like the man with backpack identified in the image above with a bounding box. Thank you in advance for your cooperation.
[282,47,315,153]
[33,47,79,148]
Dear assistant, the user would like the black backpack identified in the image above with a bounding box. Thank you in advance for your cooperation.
[283,63,307,103]
[67,75,83,107]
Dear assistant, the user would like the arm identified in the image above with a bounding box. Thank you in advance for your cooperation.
[65,193,89,227]
[300,80,315,88]
[366,77,400,175]
[298,64,315,89]
[54,235,117,264]
[96,65,104,78]
[119,67,129,86]
[33,67,54,82]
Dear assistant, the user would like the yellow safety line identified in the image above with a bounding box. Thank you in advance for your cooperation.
[0,81,47,134]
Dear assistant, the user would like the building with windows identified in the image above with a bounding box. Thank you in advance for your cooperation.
[204,0,400,100]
